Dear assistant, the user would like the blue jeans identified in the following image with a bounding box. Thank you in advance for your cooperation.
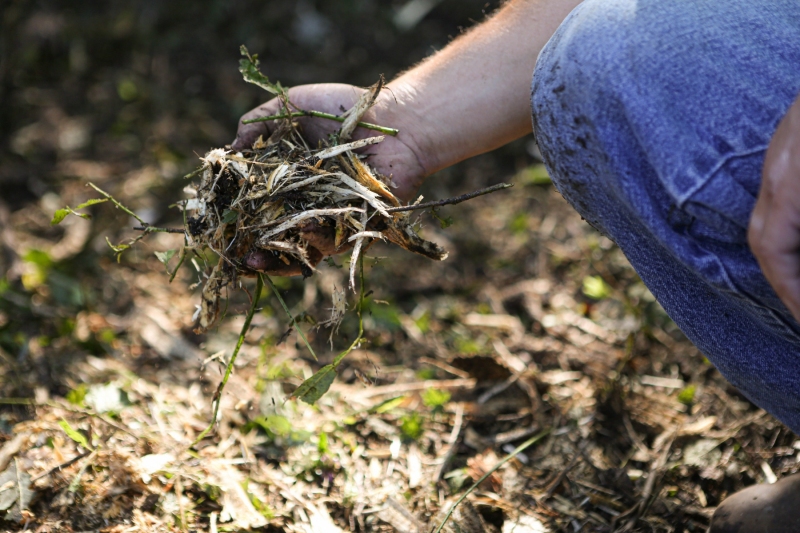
[531,0,800,434]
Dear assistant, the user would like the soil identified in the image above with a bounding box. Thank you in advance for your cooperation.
[1,1,797,532]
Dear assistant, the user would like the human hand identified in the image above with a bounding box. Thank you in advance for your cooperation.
[232,84,430,276]
[749,93,800,322]
[232,83,428,201]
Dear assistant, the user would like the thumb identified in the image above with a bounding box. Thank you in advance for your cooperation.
[232,119,268,151]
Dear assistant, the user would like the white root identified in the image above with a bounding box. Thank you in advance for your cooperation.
[314,137,384,160]
[257,207,365,242]
[347,231,385,242]
[266,163,291,193]
[349,202,370,291]
[334,172,390,218]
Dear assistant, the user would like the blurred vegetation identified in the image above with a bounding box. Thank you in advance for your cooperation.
[0,0,522,396]
[1,0,509,205]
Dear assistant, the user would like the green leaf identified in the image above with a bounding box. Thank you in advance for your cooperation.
[59,419,92,450]
[372,395,406,414]
[400,412,424,441]
[50,198,108,225]
[582,275,611,300]
[317,432,329,454]
[74,198,108,210]
[22,249,52,270]
[65,384,88,406]
[677,384,697,405]
[430,208,454,229]
[221,209,239,224]
[422,388,451,409]
[239,45,280,95]
[252,415,292,438]
[293,364,337,405]
[51,209,70,226]
[154,249,177,268]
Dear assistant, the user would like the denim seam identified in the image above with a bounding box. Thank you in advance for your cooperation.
[691,237,800,341]
[676,145,768,207]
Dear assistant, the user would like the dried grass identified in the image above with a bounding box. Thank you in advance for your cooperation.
[185,81,446,333]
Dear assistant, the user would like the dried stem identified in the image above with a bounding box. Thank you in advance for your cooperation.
[242,109,399,137]
[169,248,187,283]
[88,183,146,225]
[192,275,263,447]
[334,253,366,367]
[386,183,513,213]
[133,226,186,234]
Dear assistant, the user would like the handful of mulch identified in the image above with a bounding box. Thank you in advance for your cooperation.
[185,74,448,332]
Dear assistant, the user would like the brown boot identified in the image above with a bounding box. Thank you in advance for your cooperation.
[709,473,800,532]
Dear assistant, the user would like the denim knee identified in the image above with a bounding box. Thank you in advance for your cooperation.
[530,0,800,433]
[530,0,643,229]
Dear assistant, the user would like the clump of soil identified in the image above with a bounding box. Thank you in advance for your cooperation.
[184,82,446,332]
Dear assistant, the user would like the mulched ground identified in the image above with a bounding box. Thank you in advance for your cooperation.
[1,1,798,532]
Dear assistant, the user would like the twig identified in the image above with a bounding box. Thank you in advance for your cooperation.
[615,431,676,531]
[87,183,146,225]
[543,441,589,499]
[386,183,513,213]
[0,433,28,472]
[432,428,551,533]
[192,275,263,447]
[242,109,399,136]
[418,357,471,379]
[52,403,138,439]
[170,247,188,283]
[133,226,186,234]
[0,399,136,438]
[338,252,366,365]
[435,403,465,481]
[350,378,476,400]
[67,449,97,493]
[30,451,91,483]
[176,474,188,533]
[477,372,522,405]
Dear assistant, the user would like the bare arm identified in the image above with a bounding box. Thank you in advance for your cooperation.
[232,0,580,274]
[384,0,582,178]
[234,0,581,200]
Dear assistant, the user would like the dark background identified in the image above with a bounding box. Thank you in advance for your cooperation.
[1,0,514,210]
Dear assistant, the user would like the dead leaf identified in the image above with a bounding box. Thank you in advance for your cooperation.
[0,459,33,522]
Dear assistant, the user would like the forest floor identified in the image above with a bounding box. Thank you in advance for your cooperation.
[1,1,798,532]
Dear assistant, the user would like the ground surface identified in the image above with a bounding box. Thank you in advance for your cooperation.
[1,1,799,532]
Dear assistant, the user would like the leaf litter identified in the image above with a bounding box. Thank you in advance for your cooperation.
[185,58,449,333]
[3,46,798,533]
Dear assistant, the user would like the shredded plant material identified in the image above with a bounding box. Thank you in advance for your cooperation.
[185,77,447,332]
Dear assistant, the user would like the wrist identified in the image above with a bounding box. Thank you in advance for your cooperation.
[374,82,438,178]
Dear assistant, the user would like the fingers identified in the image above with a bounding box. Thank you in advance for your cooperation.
[244,247,323,278]
[298,220,352,256]
[750,100,800,321]
[232,100,281,151]
[752,197,800,320]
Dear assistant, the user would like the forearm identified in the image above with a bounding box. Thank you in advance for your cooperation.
[383,0,582,176]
